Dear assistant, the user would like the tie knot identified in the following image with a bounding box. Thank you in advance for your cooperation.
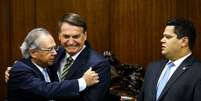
[66,56,73,63]
[167,62,174,68]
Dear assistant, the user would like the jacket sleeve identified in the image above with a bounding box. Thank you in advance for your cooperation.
[7,62,80,100]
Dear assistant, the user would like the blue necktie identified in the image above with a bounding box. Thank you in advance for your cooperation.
[156,62,175,100]
[43,69,51,82]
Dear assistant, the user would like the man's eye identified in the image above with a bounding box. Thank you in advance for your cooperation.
[63,35,70,38]
[165,35,172,39]
[72,35,80,39]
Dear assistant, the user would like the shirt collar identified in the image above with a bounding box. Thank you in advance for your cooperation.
[32,61,46,73]
[169,52,192,67]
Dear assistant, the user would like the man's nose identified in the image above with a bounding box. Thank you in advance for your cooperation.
[161,37,165,43]
[67,38,75,45]
[52,49,57,55]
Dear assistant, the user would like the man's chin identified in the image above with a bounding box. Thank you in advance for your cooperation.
[67,51,78,56]
[48,62,54,66]
[66,49,80,55]
[161,51,167,56]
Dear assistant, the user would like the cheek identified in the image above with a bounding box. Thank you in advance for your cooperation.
[60,38,67,44]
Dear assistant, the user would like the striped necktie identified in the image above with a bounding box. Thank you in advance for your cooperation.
[60,56,74,80]
[156,62,175,100]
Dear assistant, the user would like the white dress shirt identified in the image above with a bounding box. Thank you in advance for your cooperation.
[32,62,51,82]
[58,45,87,92]
[157,52,192,86]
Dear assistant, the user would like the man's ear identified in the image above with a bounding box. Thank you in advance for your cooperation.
[84,31,87,40]
[181,37,189,48]
[29,48,37,58]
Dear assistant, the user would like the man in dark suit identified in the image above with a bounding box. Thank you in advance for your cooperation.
[49,13,111,101]
[5,13,111,101]
[137,18,201,101]
[7,28,99,101]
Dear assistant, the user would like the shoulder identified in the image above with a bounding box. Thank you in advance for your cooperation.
[147,59,167,68]
[56,46,66,58]
[89,49,105,60]
[83,46,110,68]
[87,48,108,63]
[11,59,35,72]
[12,60,30,70]
[54,46,66,64]
[145,59,167,74]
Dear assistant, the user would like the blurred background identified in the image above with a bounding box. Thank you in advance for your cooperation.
[1,0,201,100]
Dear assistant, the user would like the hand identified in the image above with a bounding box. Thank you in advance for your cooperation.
[5,67,12,83]
[82,67,99,87]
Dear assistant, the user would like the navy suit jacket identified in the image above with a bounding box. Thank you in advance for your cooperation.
[137,55,201,101]
[7,58,80,101]
[50,43,111,101]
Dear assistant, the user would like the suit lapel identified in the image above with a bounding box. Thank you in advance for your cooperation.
[157,55,194,100]
[21,58,45,80]
[152,60,168,100]
[65,46,90,79]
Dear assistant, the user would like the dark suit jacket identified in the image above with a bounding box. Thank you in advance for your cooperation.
[50,42,111,101]
[7,58,80,101]
[137,55,201,101]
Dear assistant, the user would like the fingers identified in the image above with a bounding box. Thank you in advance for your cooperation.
[5,67,12,83]
[93,76,100,83]
[86,67,92,72]
[83,67,100,87]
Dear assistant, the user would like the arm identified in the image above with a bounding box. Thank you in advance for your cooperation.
[193,78,201,101]
[8,64,79,99]
[7,62,99,100]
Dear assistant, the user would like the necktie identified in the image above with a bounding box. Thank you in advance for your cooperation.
[43,69,51,82]
[156,62,175,100]
[60,56,74,80]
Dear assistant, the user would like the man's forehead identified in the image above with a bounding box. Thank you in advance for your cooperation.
[165,25,175,30]
[164,26,176,32]
[38,35,55,47]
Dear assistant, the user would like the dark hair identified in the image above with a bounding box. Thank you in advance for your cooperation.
[58,13,87,33]
[166,17,196,50]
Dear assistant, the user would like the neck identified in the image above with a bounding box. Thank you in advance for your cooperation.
[31,59,46,68]
[170,48,191,61]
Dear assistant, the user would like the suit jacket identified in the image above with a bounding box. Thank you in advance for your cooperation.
[7,58,80,101]
[137,55,201,101]
[50,42,111,101]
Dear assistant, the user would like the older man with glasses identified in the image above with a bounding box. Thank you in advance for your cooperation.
[6,28,99,101]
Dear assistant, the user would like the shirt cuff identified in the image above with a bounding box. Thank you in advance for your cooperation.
[78,78,86,92]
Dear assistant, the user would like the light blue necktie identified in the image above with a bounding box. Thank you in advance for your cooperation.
[156,62,175,100]
[43,69,51,82]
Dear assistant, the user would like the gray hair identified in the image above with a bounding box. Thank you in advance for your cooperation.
[20,28,50,59]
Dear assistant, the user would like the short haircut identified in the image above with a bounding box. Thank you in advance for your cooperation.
[20,28,50,58]
[58,13,87,33]
[166,17,196,50]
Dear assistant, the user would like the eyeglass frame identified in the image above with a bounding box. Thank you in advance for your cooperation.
[36,46,59,53]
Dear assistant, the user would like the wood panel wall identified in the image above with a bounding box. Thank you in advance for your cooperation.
[0,0,10,99]
[110,0,201,66]
[1,0,201,100]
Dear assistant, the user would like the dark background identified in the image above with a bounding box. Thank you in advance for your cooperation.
[1,0,201,100]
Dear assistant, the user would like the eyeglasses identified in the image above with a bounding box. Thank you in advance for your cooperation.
[37,46,59,53]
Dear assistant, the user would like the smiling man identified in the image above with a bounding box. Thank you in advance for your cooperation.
[5,13,111,101]
[49,13,111,101]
